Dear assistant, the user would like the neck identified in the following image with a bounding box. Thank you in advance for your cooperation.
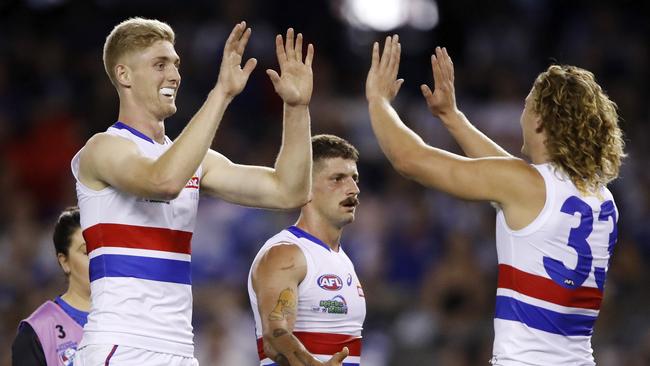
[118,101,166,144]
[61,284,90,312]
[295,213,344,252]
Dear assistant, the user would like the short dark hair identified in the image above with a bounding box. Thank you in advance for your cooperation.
[53,206,81,257]
[312,134,359,165]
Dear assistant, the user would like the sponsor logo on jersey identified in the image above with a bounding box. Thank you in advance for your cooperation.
[347,273,352,286]
[317,274,343,291]
[185,176,200,189]
[313,295,348,314]
[57,341,77,366]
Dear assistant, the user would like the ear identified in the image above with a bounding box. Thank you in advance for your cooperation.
[534,116,544,133]
[57,253,71,276]
[115,63,132,88]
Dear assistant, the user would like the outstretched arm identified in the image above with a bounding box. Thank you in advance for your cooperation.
[365,36,542,215]
[421,47,511,158]
[200,28,313,209]
[79,22,256,200]
[252,244,349,366]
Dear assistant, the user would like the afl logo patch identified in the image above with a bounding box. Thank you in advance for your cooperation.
[317,274,343,291]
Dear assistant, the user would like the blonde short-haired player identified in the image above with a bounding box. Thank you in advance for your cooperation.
[249,135,365,366]
[72,18,314,365]
[365,36,624,365]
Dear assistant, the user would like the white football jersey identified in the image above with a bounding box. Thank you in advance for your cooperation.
[71,122,201,357]
[492,163,617,365]
[248,226,366,365]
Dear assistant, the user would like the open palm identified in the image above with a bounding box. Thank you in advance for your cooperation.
[267,28,314,106]
[216,21,257,98]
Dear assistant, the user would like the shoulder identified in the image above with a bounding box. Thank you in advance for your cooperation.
[256,242,306,270]
[82,132,138,155]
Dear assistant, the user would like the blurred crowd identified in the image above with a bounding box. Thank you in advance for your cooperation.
[1,1,649,365]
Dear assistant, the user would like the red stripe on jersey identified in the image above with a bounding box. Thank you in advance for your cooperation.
[257,332,362,360]
[498,264,602,310]
[84,223,192,254]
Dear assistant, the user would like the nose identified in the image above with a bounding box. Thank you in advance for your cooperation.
[347,177,360,196]
[168,65,181,84]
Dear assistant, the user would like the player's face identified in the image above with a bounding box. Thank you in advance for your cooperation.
[520,90,541,158]
[311,158,360,228]
[62,228,90,299]
[127,40,181,120]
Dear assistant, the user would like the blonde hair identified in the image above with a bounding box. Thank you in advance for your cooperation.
[103,17,175,87]
[531,65,625,194]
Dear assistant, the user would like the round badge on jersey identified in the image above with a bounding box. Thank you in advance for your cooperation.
[317,274,343,291]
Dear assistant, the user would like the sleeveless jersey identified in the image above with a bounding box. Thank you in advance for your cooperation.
[71,122,201,357]
[492,163,618,365]
[21,300,84,366]
[248,226,366,365]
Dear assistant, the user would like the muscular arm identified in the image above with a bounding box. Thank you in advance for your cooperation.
[366,37,544,229]
[200,104,311,209]
[200,28,314,209]
[78,22,257,200]
[252,244,321,366]
[421,47,511,158]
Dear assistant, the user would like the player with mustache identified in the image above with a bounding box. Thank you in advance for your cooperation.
[248,135,365,366]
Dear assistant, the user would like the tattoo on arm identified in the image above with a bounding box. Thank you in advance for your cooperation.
[269,288,296,321]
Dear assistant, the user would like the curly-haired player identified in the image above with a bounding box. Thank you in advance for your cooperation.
[365,36,625,365]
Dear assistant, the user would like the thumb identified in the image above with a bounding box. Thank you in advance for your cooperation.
[333,346,349,362]
[266,69,281,86]
[393,78,405,96]
[242,58,257,77]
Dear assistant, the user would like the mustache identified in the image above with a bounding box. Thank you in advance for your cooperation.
[340,196,360,206]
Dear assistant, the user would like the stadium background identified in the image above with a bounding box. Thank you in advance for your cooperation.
[1,0,648,365]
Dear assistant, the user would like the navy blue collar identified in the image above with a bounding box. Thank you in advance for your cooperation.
[287,226,334,252]
[112,121,155,144]
[54,296,88,327]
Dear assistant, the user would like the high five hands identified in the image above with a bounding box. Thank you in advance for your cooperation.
[267,28,315,106]
[365,35,458,117]
[216,21,257,98]
[365,35,403,103]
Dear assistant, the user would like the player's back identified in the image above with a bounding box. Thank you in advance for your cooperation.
[492,163,617,366]
[71,122,201,357]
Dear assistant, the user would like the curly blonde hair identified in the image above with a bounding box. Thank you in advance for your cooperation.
[103,17,175,87]
[531,65,625,194]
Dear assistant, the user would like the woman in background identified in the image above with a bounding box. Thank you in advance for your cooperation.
[12,207,89,366]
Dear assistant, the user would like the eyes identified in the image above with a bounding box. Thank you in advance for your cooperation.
[154,62,180,71]
[332,174,359,184]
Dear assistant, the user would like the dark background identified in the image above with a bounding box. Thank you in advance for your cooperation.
[1,0,648,365]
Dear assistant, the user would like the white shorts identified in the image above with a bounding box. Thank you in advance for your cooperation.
[74,344,199,366]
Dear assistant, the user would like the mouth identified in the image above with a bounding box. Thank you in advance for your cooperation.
[159,87,176,99]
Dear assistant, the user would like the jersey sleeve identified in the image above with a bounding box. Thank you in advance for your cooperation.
[11,323,47,366]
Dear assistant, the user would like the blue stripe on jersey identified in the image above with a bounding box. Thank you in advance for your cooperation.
[90,254,191,285]
[287,226,331,251]
[112,122,154,144]
[495,295,596,336]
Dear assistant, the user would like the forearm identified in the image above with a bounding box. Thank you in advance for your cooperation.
[440,110,511,158]
[272,104,312,206]
[368,97,428,168]
[155,88,232,191]
[266,329,321,366]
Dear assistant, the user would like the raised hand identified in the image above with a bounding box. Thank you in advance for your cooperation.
[267,28,314,106]
[323,346,349,366]
[421,47,458,117]
[365,35,404,102]
[215,21,257,98]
